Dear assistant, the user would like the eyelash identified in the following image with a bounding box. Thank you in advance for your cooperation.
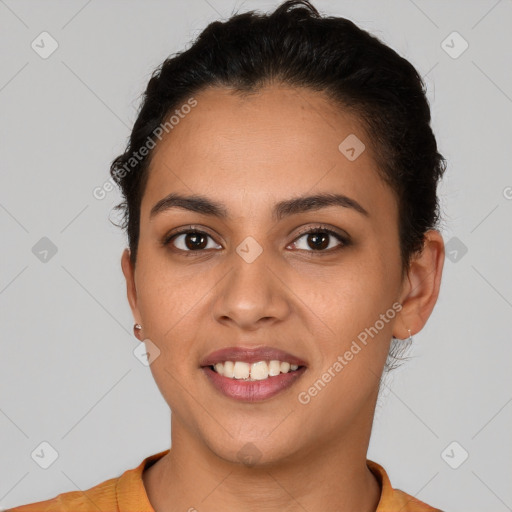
[162,224,351,256]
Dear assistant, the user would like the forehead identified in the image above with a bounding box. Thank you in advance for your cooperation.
[141,85,395,222]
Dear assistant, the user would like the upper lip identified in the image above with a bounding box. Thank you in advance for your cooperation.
[200,346,307,367]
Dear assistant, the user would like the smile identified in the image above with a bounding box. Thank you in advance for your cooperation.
[202,363,306,402]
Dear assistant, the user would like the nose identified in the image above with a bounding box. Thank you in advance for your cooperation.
[212,247,291,331]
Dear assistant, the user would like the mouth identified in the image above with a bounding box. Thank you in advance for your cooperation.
[200,346,307,402]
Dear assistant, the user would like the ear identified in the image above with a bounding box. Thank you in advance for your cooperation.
[121,248,141,323]
[394,229,445,339]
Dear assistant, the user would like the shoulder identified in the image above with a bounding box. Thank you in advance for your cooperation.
[392,488,445,512]
[7,450,170,512]
[367,459,444,512]
[6,475,119,512]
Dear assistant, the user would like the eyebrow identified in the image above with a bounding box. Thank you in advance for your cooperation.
[149,192,369,221]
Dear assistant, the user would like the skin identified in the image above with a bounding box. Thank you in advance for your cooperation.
[121,85,445,512]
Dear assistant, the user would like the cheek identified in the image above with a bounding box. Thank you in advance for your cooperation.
[297,247,400,365]
[137,250,202,316]
[305,254,395,321]
[135,268,204,362]
[136,273,204,412]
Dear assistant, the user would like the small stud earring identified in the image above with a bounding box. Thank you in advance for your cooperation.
[133,323,142,339]
[392,328,413,343]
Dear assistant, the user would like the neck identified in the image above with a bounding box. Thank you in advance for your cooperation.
[143,415,381,512]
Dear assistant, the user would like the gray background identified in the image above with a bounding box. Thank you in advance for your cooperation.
[1,1,511,510]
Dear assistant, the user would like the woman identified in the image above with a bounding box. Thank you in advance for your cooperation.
[10,0,446,510]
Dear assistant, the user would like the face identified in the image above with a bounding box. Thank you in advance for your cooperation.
[122,85,414,465]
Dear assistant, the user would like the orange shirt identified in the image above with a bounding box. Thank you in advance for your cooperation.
[9,450,443,511]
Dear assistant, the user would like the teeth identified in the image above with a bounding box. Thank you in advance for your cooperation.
[268,360,281,376]
[211,360,302,380]
[250,361,268,380]
[223,361,235,378]
[233,361,250,379]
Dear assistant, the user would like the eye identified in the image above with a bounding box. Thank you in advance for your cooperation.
[164,228,221,252]
[289,226,350,253]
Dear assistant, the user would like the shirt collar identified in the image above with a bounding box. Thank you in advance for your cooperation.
[367,459,396,511]
[116,449,170,511]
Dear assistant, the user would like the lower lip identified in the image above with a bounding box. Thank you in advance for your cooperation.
[201,366,306,402]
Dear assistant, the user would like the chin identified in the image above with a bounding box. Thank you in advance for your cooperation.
[202,430,303,469]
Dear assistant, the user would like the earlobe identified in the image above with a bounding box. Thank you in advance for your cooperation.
[394,230,445,339]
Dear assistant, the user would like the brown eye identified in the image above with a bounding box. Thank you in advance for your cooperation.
[306,232,330,250]
[166,230,221,252]
[290,227,349,252]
